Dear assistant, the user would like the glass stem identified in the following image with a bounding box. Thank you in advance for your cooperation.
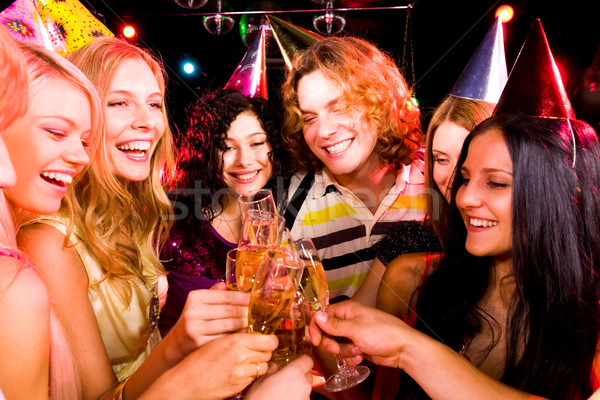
[333,351,359,377]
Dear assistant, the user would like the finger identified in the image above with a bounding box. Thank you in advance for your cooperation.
[211,281,227,290]
[184,303,249,320]
[188,317,248,336]
[188,289,250,306]
[252,361,268,379]
[240,332,279,351]
[285,354,313,373]
[308,313,324,346]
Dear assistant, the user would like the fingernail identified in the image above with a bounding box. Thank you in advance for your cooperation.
[351,347,361,355]
[315,312,328,324]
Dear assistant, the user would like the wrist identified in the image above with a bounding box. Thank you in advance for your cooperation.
[394,328,429,371]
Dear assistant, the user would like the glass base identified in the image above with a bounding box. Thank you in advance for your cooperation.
[324,365,370,392]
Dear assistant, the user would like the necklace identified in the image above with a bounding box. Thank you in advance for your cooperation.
[215,213,240,244]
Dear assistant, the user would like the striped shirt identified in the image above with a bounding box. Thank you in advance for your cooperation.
[287,160,427,301]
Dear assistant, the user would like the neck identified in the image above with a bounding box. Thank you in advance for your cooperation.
[218,193,240,219]
[212,194,242,244]
[333,163,397,213]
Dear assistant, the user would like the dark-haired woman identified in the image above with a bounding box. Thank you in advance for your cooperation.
[309,112,600,399]
[160,89,289,335]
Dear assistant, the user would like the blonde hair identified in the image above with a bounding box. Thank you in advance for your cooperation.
[2,30,86,399]
[67,37,175,303]
[281,36,422,172]
[424,95,494,239]
[0,26,27,249]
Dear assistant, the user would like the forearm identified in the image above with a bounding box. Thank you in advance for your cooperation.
[399,334,546,400]
[121,335,183,399]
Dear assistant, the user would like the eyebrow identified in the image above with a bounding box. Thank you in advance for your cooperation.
[225,131,267,140]
[108,89,163,98]
[38,115,77,127]
[461,165,513,175]
[300,98,338,114]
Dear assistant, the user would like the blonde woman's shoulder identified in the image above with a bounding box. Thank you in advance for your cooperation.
[0,256,51,399]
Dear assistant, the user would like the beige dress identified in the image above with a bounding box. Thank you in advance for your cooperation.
[23,215,166,381]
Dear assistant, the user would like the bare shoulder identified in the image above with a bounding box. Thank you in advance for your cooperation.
[376,252,430,318]
[18,222,89,292]
[0,257,50,324]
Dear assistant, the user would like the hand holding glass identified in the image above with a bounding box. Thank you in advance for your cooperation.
[294,238,370,392]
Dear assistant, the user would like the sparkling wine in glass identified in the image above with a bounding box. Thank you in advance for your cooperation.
[248,249,304,335]
[294,238,370,392]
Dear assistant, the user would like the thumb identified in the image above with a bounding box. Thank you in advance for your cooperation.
[314,311,342,334]
[211,281,227,290]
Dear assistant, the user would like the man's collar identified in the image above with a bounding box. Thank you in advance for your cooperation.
[314,161,425,199]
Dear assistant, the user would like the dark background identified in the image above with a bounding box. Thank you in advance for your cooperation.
[4,0,599,130]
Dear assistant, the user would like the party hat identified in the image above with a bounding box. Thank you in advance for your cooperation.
[494,19,575,119]
[267,14,323,70]
[224,25,267,99]
[450,16,507,103]
[0,0,48,46]
[36,0,113,55]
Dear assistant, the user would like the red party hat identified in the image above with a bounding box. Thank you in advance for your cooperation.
[494,19,575,119]
[224,25,267,99]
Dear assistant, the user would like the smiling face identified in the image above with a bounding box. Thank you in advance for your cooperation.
[104,57,165,181]
[432,121,471,201]
[219,112,273,197]
[297,69,379,182]
[4,78,91,214]
[456,129,513,261]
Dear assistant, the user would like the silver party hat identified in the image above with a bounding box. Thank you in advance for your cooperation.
[450,17,508,103]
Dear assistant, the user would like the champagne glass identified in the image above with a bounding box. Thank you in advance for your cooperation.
[238,189,277,221]
[248,249,304,335]
[294,237,370,392]
[225,248,241,291]
[236,210,285,292]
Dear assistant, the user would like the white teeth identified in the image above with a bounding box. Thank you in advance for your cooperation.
[117,141,151,151]
[326,139,352,154]
[470,218,498,228]
[42,171,73,184]
[234,171,259,181]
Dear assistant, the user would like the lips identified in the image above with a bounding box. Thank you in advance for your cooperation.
[325,139,353,155]
[116,140,152,161]
[231,170,259,182]
[469,217,498,228]
[40,171,73,189]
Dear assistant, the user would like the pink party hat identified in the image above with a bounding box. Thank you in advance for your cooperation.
[224,25,267,99]
[450,16,507,103]
[267,14,323,70]
[0,0,48,46]
[494,19,575,119]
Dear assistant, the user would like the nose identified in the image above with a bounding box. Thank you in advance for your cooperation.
[235,143,255,167]
[455,179,482,209]
[317,114,337,139]
[63,139,90,167]
[0,139,16,189]
[132,105,156,131]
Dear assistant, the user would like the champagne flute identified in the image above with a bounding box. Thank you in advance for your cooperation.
[238,189,277,221]
[236,210,285,292]
[294,238,370,392]
[248,249,304,335]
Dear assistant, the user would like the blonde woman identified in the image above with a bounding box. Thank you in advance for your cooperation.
[19,37,279,400]
[1,28,102,399]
